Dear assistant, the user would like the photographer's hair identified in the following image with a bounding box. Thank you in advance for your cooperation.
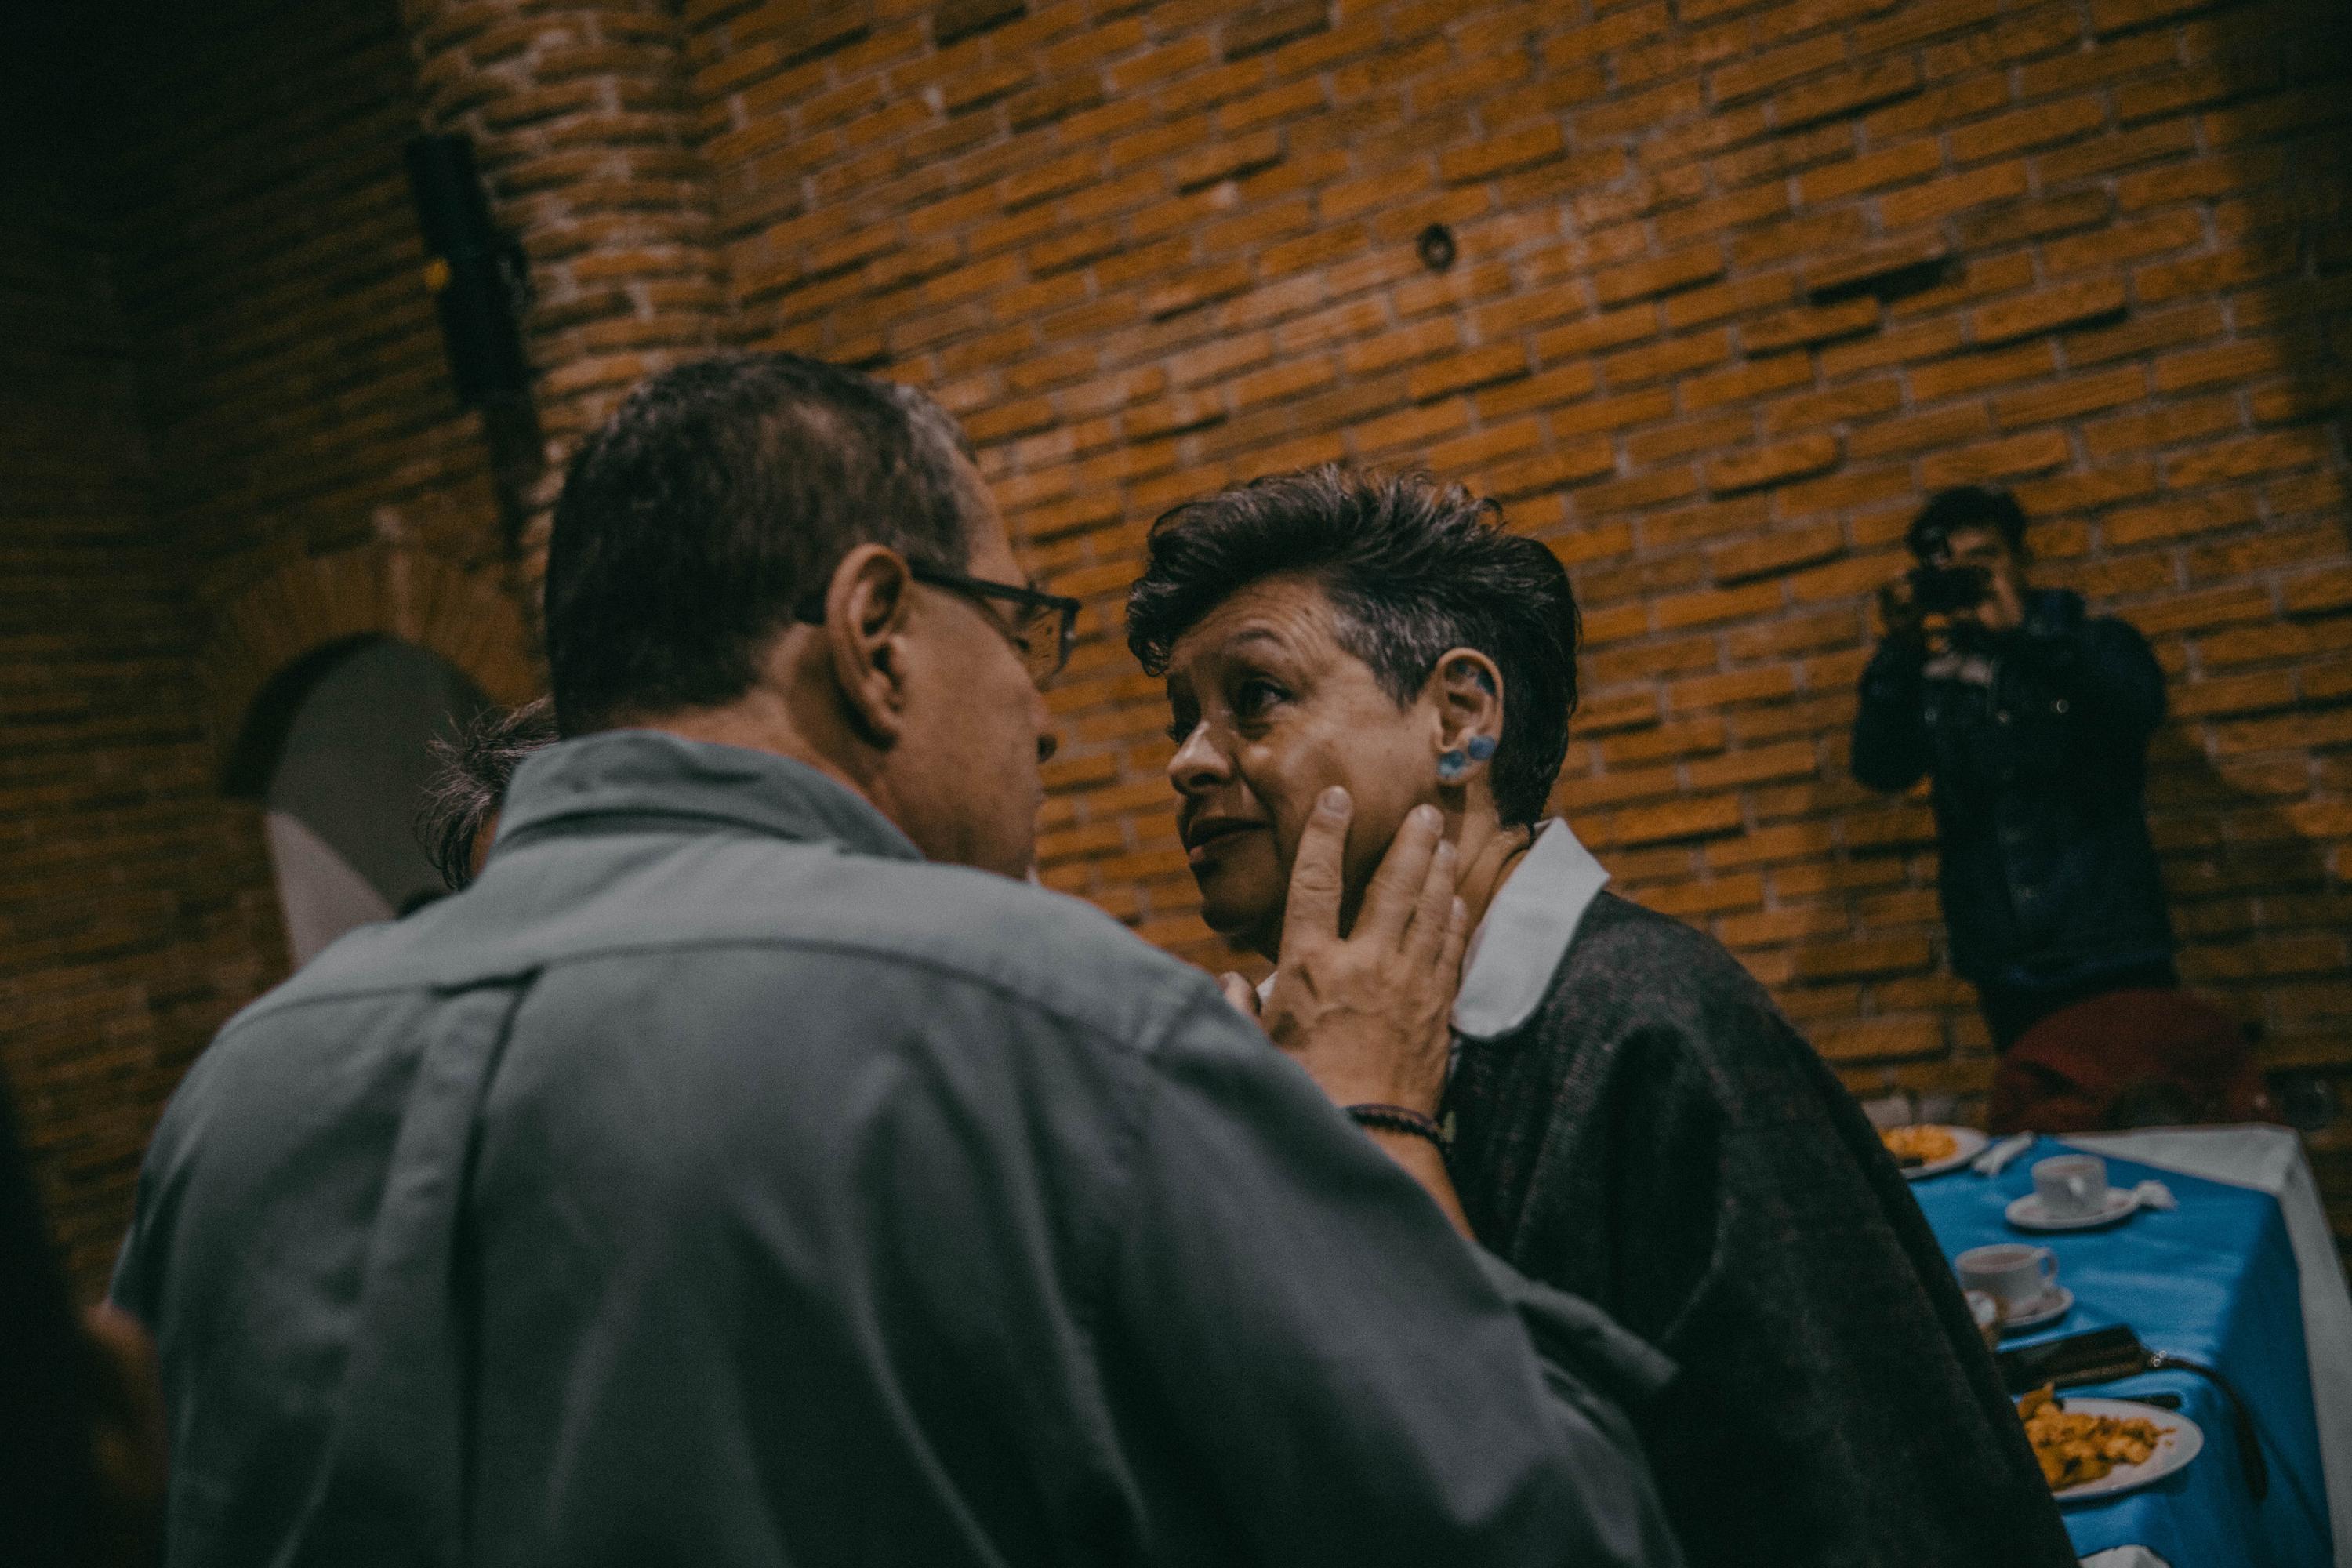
[1907,485,2029,562]
[1126,466,1580,826]
[418,697,557,891]
[543,352,978,735]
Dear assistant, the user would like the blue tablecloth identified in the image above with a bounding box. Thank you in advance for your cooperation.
[1914,1138,2332,1566]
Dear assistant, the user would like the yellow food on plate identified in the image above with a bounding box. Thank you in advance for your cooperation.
[1880,1124,1959,1167]
[2016,1385,2163,1491]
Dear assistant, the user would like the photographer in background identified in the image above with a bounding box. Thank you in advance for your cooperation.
[1852,486,2174,1054]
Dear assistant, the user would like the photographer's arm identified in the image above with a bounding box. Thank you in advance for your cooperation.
[1851,594,1931,792]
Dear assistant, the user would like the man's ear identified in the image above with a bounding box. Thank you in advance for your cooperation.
[822,543,917,749]
[1426,648,1504,783]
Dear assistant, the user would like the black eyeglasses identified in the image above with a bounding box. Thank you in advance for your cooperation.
[908,563,1081,684]
[791,560,1082,683]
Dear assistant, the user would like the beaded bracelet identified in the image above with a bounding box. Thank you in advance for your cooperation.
[1345,1103,1451,1155]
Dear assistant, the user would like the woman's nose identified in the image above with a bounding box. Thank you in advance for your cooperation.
[1167,722,1229,793]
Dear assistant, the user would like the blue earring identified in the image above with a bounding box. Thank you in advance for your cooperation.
[1438,736,1495,783]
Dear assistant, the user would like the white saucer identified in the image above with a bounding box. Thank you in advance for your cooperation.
[2007,1188,2140,1232]
[1997,1286,2074,1334]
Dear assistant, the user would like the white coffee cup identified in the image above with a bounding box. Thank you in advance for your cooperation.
[1958,1243,2059,1318]
[2033,1153,2108,1218]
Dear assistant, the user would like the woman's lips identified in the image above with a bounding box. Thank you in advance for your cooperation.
[1185,822,1265,867]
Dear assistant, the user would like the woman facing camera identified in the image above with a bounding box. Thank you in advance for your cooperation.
[1127,468,2074,1568]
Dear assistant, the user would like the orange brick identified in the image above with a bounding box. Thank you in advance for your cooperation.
[1799,138,1946,205]
[1741,297,1880,354]
[1918,428,2071,488]
[1599,793,1746,847]
[1878,158,2030,228]
[1592,245,1727,307]
[1969,274,2127,346]
[1439,122,1567,183]
[1948,94,2107,165]
[1769,57,1922,131]
[1408,342,1528,401]
[1709,31,1846,107]
[1705,434,1842,496]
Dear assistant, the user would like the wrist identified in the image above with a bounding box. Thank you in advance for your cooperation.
[1305,1068,1444,1117]
[1346,1102,1452,1155]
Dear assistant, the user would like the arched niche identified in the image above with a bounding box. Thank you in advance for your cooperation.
[195,543,539,964]
[196,542,537,777]
[223,636,494,967]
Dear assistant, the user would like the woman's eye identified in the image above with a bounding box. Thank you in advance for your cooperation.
[1164,713,1198,744]
[1232,679,1285,719]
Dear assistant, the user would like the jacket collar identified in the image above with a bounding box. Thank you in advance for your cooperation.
[1451,818,1612,1040]
[490,729,924,865]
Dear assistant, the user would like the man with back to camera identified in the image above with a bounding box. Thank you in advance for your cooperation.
[109,353,1681,1566]
[1852,485,2172,1050]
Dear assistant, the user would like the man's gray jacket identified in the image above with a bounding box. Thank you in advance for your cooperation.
[114,730,1680,1567]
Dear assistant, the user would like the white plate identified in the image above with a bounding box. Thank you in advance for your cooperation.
[1997,1286,2074,1334]
[2040,1398,2205,1504]
[2007,1187,2140,1231]
[1888,1125,1991,1180]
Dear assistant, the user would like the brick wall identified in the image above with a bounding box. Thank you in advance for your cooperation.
[108,0,510,608]
[685,0,2352,1230]
[0,134,290,1290]
[3,0,2348,1287]
[0,0,528,1293]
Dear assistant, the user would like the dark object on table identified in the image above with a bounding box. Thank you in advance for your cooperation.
[1907,561,1990,615]
[1987,988,2274,1134]
[1998,1326,2267,1503]
[2267,1069,2337,1134]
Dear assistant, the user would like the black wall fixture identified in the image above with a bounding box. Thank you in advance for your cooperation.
[1417,223,1458,273]
[404,134,533,405]
[403,133,543,553]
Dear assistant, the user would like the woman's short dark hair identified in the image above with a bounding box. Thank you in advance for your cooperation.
[543,351,976,734]
[1127,466,1580,826]
[1906,485,2028,561]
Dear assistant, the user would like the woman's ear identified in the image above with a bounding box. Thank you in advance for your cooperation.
[822,543,917,749]
[1427,648,1504,786]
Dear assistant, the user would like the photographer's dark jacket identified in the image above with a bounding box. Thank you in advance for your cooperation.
[1849,587,2171,988]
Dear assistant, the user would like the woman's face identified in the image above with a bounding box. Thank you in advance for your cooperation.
[1161,575,1443,957]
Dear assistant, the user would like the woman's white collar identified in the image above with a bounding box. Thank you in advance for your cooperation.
[1450,818,1611,1040]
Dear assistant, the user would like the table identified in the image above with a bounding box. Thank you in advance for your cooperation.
[1913,1135,2334,1567]
[2071,1124,2352,1562]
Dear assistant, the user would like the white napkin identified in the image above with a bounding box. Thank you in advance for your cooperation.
[1974,1131,2035,1175]
[2129,1178,2177,1212]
